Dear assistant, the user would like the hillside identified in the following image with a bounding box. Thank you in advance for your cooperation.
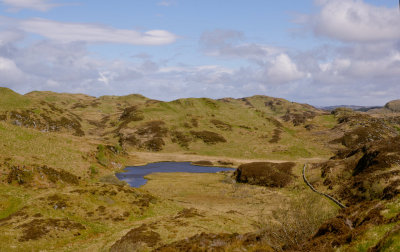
[1,89,336,161]
[0,88,399,251]
[385,99,400,112]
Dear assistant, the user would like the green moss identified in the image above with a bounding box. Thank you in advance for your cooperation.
[89,165,98,175]
[96,145,108,166]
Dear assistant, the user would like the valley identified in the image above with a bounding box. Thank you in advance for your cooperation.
[0,87,399,251]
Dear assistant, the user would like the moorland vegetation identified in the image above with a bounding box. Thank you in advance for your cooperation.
[0,87,399,251]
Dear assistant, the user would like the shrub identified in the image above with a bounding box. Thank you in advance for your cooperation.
[143,137,165,152]
[235,162,295,188]
[190,130,226,144]
[259,192,337,251]
[210,119,232,131]
[171,130,192,148]
[192,160,213,166]
[136,121,168,137]
[119,106,144,121]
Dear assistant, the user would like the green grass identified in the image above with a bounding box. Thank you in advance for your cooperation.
[0,186,30,219]
[352,224,396,252]
[394,126,400,134]
[383,198,400,219]
[313,114,337,129]
[0,121,93,176]
[0,87,32,110]
[96,144,108,166]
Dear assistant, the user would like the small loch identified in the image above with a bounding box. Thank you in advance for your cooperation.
[116,162,235,188]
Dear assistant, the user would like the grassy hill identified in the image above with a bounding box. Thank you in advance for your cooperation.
[0,88,399,251]
[1,89,337,160]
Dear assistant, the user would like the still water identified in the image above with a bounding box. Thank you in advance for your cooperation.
[115,162,234,188]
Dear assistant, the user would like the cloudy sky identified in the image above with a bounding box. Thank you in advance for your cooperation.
[0,0,399,105]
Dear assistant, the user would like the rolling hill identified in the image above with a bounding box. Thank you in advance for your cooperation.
[0,87,399,251]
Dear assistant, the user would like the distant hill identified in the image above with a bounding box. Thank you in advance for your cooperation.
[385,99,400,112]
[319,105,382,112]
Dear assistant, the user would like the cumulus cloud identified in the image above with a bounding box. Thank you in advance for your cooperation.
[200,29,305,84]
[266,54,306,83]
[0,0,62,12]
[305,0,400,43]
[0,57,26,83]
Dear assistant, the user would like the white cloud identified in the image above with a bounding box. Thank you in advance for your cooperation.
[307,0,400,43]
[17,18,177,45]
[0,57,22,74]
[0,56,29,88]
[0,30,24,46]
[1,0,62,11]
[266,54,305,83]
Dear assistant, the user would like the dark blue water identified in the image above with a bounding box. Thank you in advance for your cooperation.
[115,162,235,188]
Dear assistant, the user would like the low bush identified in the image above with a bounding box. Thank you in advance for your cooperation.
[235,162,295,188]
[143,137,165,152]
[210,119,232,131]
[171,130,192,148]
[190,130,226,144]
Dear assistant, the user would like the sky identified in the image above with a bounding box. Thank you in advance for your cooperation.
[0,0,399,106]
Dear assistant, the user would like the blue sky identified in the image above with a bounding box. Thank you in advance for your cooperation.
[0,0,399,105]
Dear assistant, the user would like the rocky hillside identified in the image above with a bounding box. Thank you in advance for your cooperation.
[301,108,400,251]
